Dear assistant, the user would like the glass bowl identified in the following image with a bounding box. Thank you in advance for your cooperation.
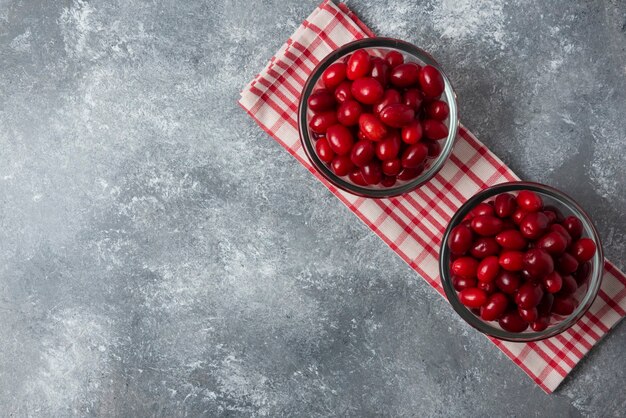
[439,181,604,342]
[298,37,459,198]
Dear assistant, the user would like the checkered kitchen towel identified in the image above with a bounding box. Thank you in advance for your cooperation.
[238,0,626,393]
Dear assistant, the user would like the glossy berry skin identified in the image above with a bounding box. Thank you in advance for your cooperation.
[381,175,396,187]
[512,208,528,225]
[336,100,362,126]
[397,166,423,181]
[334,81,353,104]
[550,224,572,247]
[494,193,517,218]
[403,89,424,110]
[379,103,415,128]
[382,159,401,176]
[349,169,368,186]
[515,282,544,309]
[471,202,495,217]
[499,251,525,272]
[309,111,338,134]
[519,212,550,239]
[401,143,428,168]
[322,62,347,89]
[448,224,474,255]
[495,271,521,294]
[451,257,479,279]
[346,49,371,80]
[360,162,382,185]
[537,231,568,255]
[349,140,375,167]
[425,100,449,120]
[426,141,441,158]
[308,89,335,111]
[531,318,549,332]
[315,137,335,163]
[499,311,529,332]
[384,50,404,68]
[523,248,554,279]
[369,57,390,87]
[571,238,596,263]
[542,271,563,293]
[375,134,401,161]
[374,89,402,115]
[518,307,538,322]
[516,190,543,212]
[418,65,445,98]
[470,237,500,259]
[459,288,488,308]
[478,281,496,294]
[330,155,354,176]
[471,215,504,236]
[389,62,421,87]
[326,124,354,155]
[359,113,388,141]
[401,120,423,144]
[477,256,500,283]
[422,119,449,140]
[495,230,527,250]
[351,77,384,105]
[480,293,508,321]
[562,216,583,240]
[552,297,576,316]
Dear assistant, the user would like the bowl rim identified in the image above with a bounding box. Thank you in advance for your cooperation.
[297,37,459,198]
[439,181,604,342]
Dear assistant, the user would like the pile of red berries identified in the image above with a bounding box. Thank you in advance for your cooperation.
[447,190,597,333]
[307,48,450,187]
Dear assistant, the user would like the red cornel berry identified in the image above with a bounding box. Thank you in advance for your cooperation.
[308,47,451,187]
[447,189,598,333]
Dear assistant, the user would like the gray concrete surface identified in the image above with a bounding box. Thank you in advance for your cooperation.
[1,0,625,416]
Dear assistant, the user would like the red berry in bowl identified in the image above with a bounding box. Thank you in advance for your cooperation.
[375,134,401,161]
[494,193,517,218]
[308,89,335,111]
[499,251,525,271]
[322,62,347,89]
[425,100,449,120]
[518,306,538,322]
[453,275,476,291]
[334,80,353,103]
[515,282,544,309]
[448,224,474,255]
[401,143,428,168]
[360,161,382,185]
[477,256,500,283]
[470,215,504,236]
[381,175,396,187]
[480,292,508,321]
[379,103,415,128]
[359,113,388,141]
[326,124,354,155]
[470,237,500,259]
[495,271,521,294]
[401,120,423,144]
[571,238,596,262]
[390,62,421,87]
[384,50,404,68]
[522,248,554,279]
[418,65,445,98]
[552,296,576,316]
[349,169,368,186]
[537,231,568,255]
[452,257,479,279]
[558,274,578,296]
[351,77,384,105]
[336,100,363,126]
[426,140,441,158]
[350,139,375,167]
[397,166,423,181]
[563,216,583,240]
[519,212,550,239]
[309,111,338,134]
[550,224,572,247]
[531,317,549,332]
[459,288,488,308]
[542,271,563,293]
[330,155,354,176]
[556,253,579,275]
[382,159,401,176]
[423,119,449,140]
[499,311,529,332]
[495,230,527,250]
[369,57,390,87]
[403,88,424,110]
[516,190,543,212]
[374,89,402,115]
[315,137,335,163]
[346,49,371,80]
[470,202,495,217]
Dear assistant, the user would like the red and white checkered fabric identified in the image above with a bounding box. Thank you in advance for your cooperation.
[238,0,626,393]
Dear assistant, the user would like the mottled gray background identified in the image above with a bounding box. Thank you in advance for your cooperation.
[1,0,625,416]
